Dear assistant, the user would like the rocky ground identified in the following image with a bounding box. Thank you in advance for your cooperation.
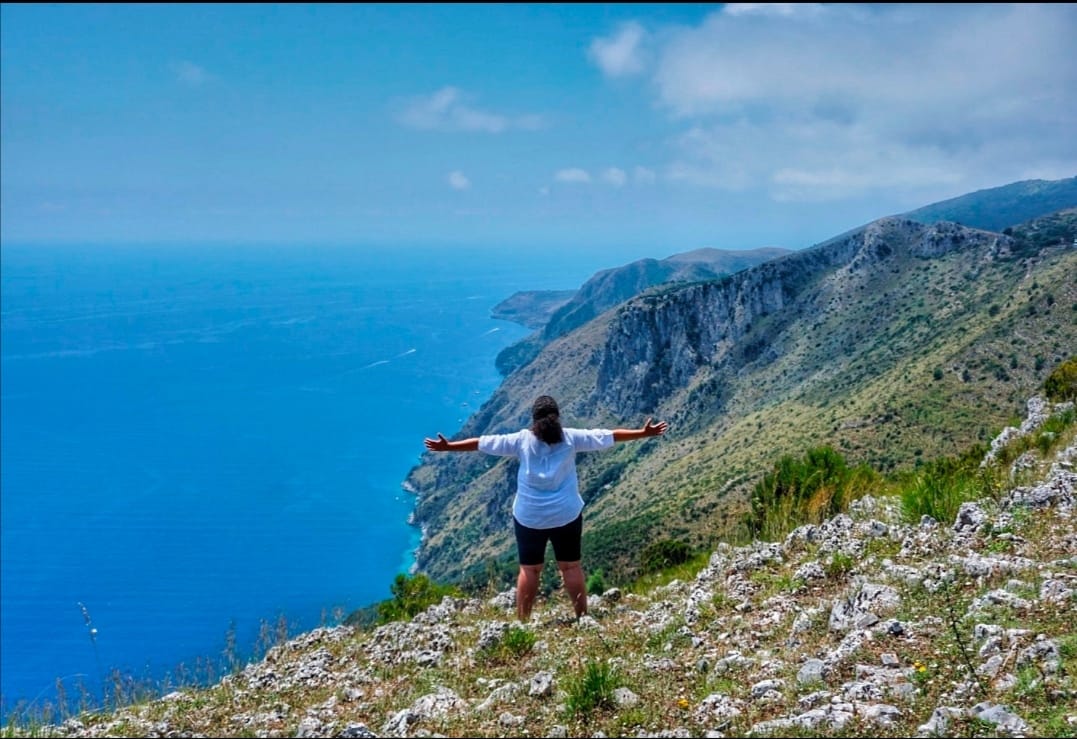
[17,399,1077,738]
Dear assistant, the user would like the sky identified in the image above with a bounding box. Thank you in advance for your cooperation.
[2,3,1076,256]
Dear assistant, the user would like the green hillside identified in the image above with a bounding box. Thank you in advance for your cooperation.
[407,207,1077,588]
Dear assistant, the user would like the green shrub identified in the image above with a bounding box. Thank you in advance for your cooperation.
[899,463,978,525]
[1044,356,1077,402]
[564,660,622,717]
[502,625,536,656]
[479,625,536,663]
[826,552,855,578]
[586,569,607,595]
[376,573,460,624]
[640,539,693,574]
[746,446,877,540]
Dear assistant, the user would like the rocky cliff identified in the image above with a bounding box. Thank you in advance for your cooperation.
[495,246,790,376]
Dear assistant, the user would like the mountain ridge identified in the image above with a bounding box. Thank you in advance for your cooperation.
[490,176,1077,377]
[900,176,1077,232]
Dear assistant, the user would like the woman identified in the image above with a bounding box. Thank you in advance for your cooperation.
[423,395,668,622]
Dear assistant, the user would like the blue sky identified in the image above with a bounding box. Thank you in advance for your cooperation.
[2,3,1075,255]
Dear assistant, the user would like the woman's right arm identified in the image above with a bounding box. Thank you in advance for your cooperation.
[424,433,480,452]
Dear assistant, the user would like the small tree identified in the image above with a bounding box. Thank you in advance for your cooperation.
[377,573,459,624]
[1044,356,1077,402]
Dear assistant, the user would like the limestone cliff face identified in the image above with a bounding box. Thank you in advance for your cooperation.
[406,213,1076,584]
[591,218,1010,420]
[496,246,791,376]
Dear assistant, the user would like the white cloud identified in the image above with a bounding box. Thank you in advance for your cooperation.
[447,171,471,190]
[721,3,824,18]
[666,119,970,201]
[555,168,592,184]
[601,167,627,187]
[396,86,544,133]
[554,166,655,188]
[633,166,657,185]
[600,4,1077,202]
[170,60,212,87]
[588,21,648,78]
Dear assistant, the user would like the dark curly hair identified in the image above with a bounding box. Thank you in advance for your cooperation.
[530,395,564,445]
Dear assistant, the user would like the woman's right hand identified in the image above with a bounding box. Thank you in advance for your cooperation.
[424,433,450,451]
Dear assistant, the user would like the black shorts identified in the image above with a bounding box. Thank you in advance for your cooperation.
[513,513,583,566]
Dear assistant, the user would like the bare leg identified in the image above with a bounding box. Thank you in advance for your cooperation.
[516,564,543,622]
[558,560,587,618]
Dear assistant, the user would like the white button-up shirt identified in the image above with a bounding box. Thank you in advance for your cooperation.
[478,427,614,528]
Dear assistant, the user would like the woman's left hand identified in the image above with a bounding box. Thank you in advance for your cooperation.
[643,418,668,437]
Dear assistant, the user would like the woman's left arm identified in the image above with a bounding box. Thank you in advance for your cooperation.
[612,418,668,442]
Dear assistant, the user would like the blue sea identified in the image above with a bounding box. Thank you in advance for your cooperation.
[0,242,624,719]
